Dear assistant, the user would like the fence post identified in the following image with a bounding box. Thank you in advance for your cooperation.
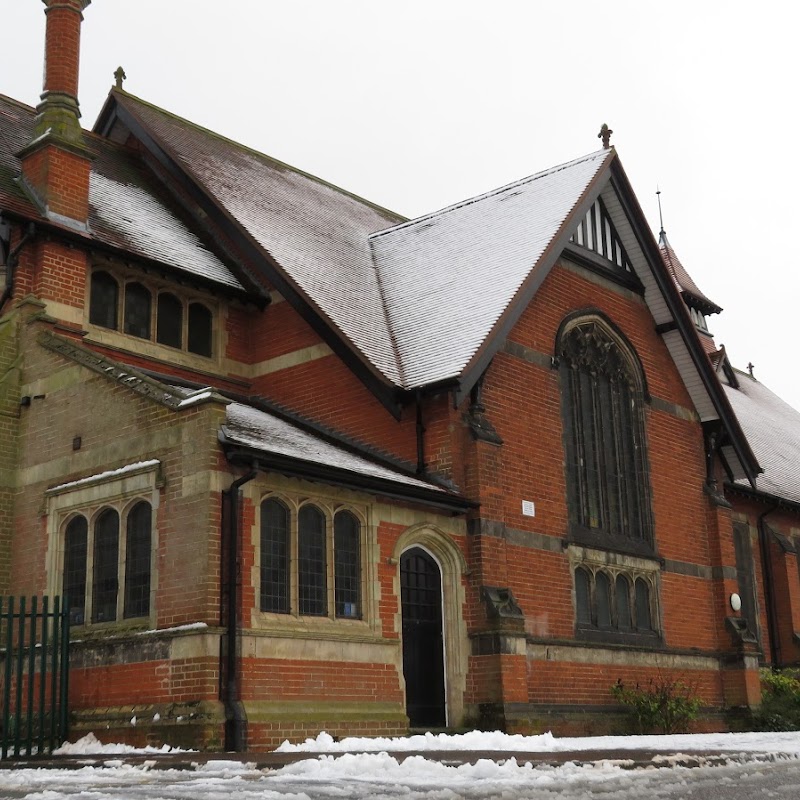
[0,597,70,759]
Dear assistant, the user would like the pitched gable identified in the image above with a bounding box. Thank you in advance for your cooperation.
[0,94,248,296]
[96,90,406,391]
[369,150,614,390]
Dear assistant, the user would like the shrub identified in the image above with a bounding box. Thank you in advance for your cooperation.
[611,677,702,734]
[751,668,800,731]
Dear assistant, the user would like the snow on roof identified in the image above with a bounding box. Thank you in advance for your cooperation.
[112,94,614,390]
[724,372,800,505]
[47,459,160,494]
[89,172,243,290]
[0,94,244,292]
[370,149,614,388]
[223,402,447,493]
[113,92,404,384]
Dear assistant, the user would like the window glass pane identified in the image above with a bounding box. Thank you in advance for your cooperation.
[298,505,326,616]
[334,511,360,618]
[187,303,213,357]
[575,568,591,626]
[596,571,612,628]
[261,499,290,613]
[615,575,631,630]
[635,579,652,631]
[64,516,88,625]
[124,501,151,619]
[559,321,651,545]
[89,271,118,330]
[124,282,151,339]
[156,293,183,349]
[92,509,119,623]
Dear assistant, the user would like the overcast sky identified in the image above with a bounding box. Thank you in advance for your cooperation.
[4,0,799,410]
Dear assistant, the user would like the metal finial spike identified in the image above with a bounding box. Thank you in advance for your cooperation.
[598,123,613,149]
[656,186,665,236]
[114,66,127,90]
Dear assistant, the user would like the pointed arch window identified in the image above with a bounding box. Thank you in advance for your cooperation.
[334,511,361,618]
[559,317,653,552]
[63,516,88,625]
[124,501,152,619]
[260,498,290,614]
[258,496,364,621]
[298,505,327,616]
[92,509,120,623]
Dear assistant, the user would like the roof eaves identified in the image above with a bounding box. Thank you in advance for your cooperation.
[608,160,761,485]
[221,437,475,514]
[105,91,405,416]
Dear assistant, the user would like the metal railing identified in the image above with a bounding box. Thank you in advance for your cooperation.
[0,596,70,758]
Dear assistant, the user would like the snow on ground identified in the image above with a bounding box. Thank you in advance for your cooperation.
[53,732,189,755]
[1,730,799,800]
[2,753,800,799]
[276,728,800,755]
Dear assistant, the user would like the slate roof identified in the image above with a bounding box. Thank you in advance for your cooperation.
[109,91,406,385]
[724,373,800,505]
[658,231,721,315]
[220,401,463,503]
[105,90,616,391]
[0,94,245,292]
[370,149,614,389]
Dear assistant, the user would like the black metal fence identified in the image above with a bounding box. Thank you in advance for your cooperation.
[0,596,70,758]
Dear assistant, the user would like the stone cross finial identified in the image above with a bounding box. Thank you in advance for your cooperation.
[747,362,755,378]
[598,123,613,149]
[114,66,127,90]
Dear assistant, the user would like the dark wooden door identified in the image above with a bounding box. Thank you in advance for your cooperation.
[400,547,446,728]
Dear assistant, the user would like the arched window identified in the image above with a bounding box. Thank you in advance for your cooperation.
[92,509,120,623]
[89,271,119,330]
[124,282,151,339]
[124,501,151,619]
[615,575,631,630]
[187,302,213,357]
[298,505,326,616]
[558,317,652,550]
[595,571,612,628]
[156,292,183,349]
[635,579,652,631]
[63,516,88,625]
[261,498,290,613]
[334,511,361,618]
[574,567,592,626]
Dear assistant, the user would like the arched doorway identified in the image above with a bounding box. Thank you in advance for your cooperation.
[400,546,446,727]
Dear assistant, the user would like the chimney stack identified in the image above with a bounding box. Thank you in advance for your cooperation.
[18,0,93,228]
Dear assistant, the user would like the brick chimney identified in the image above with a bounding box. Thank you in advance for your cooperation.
[17,0,93,229]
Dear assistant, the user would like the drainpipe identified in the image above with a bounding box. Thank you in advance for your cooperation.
[0,222,36,312]
[757,503,780,667]
[222,464,258,752]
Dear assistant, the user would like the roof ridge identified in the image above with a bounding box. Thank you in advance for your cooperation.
[0,94,37,114]
[368,148,612,241]
[110,89,407,224]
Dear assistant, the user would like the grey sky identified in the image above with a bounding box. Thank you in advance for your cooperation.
[4,0,799,410]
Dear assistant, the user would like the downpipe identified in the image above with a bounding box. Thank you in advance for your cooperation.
[222,464,258,752]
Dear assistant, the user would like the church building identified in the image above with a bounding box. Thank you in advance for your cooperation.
[1,1,799,749]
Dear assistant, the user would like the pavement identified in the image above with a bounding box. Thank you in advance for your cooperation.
[1,747,795,771]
